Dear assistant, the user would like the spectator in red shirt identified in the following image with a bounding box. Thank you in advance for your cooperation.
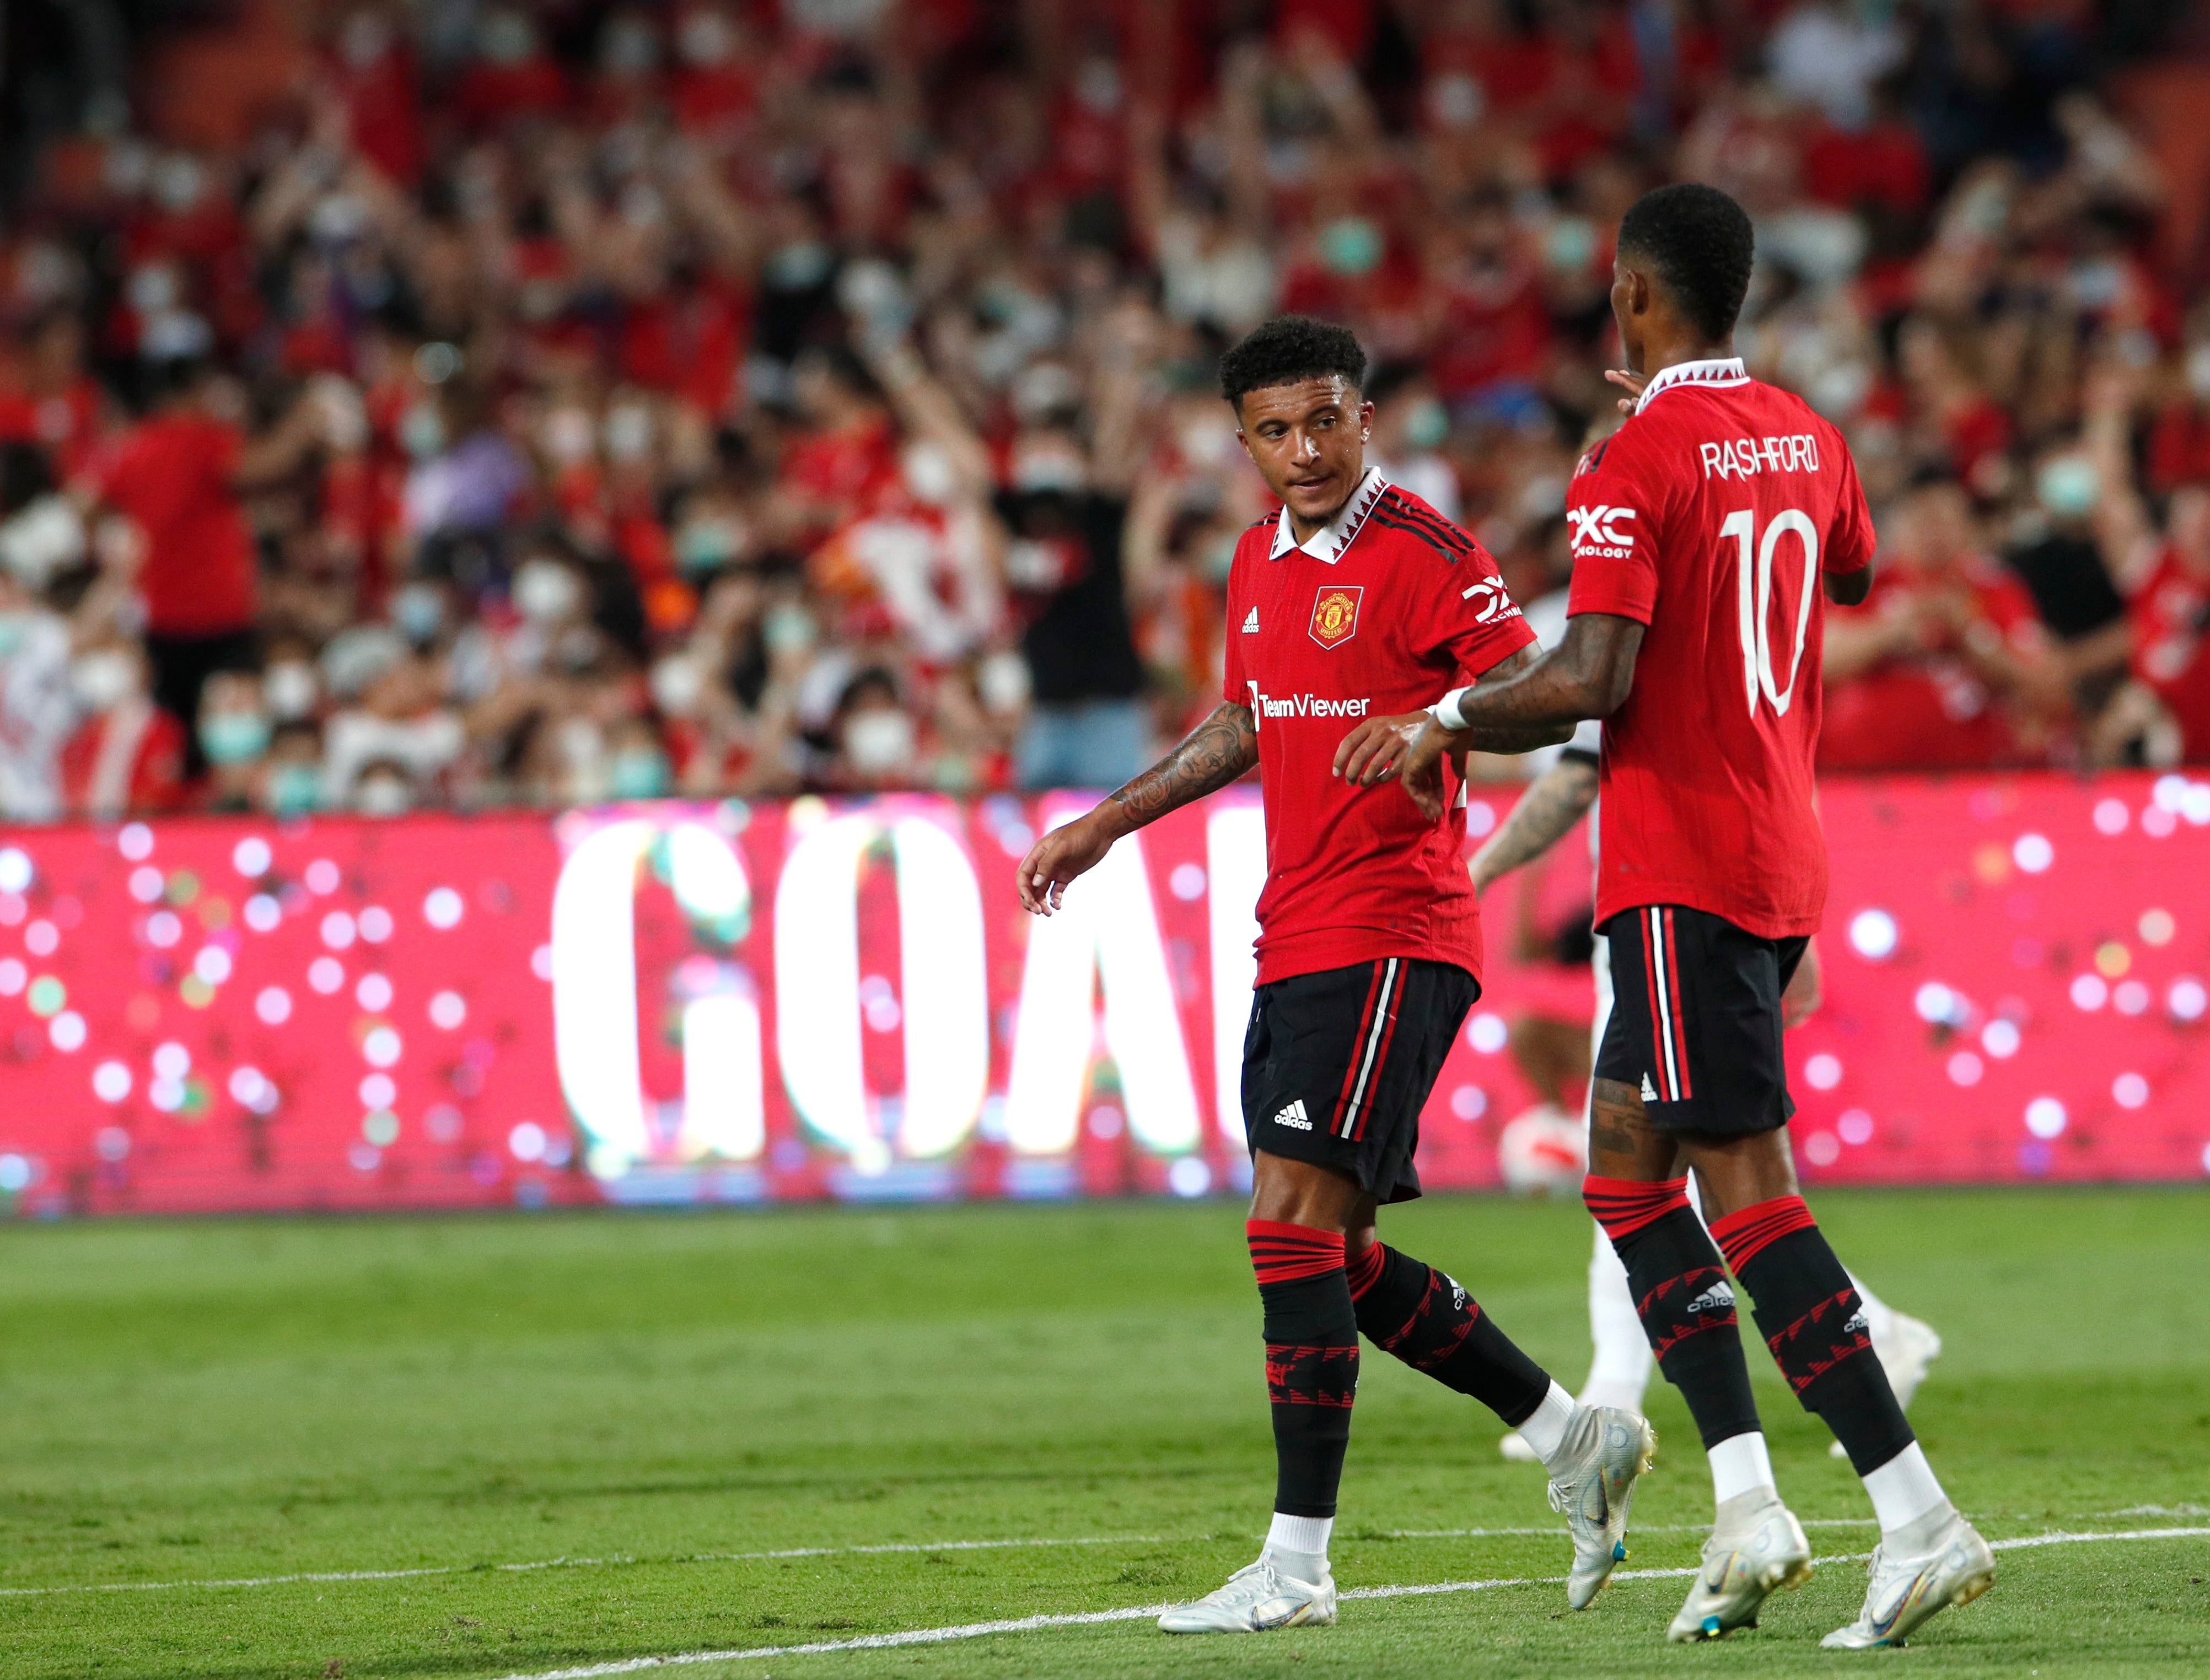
[57,636,186,821]
[2099,482,2210,763]
[0,309,110,481]
[1821,475,2066,768]
[82,356,327,773]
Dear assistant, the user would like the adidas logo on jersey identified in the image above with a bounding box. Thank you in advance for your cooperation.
[1641,1071,1659,1101]
[1685,1281,1737,1316]
[1843,1307,1869,1336]
[1271,1099,1312,1131]
[1243,607,1260,633]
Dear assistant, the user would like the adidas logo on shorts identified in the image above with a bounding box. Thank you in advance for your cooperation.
[1271,1099,1311,1130]
[1844,1307,1869,1336]
[1641,1071,1659,1101]
[1243,606,1260,633]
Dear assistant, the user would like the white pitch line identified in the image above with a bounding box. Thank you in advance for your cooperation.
[1381,1517,1878,1539]
[0,1518,1886,1600]
[0,1536,1159,1599]
[483,1528,2210,1680]
[0,1510,2172,1602]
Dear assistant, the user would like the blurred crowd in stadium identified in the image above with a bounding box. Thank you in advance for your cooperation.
[3,0,2210,822]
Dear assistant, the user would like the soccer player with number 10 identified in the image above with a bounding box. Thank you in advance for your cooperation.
[1359,183,1997,1648]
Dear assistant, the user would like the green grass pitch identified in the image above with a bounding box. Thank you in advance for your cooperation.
[3,1187,2206,1679]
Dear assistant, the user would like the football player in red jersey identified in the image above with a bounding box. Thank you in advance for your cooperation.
[1017,316,1657,1635]
[1358,185,1994,1649]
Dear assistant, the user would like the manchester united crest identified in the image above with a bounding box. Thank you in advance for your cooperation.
[1309,586,1363,649]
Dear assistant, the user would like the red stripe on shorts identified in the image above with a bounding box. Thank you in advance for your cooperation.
[1332,960,1388,1133]
[1663,907,1693,1100]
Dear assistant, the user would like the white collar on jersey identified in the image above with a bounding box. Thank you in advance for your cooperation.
[1268,466,1391,563]
[1634,356,1750,413]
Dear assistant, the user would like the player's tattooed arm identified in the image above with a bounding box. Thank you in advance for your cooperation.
[1331,647,1568,792]
[1015,702,1257,915]
[1467,754,1600,894]
[1389,614,1646,820]
[1105,701,1259,828]
[1450,643,1583,755]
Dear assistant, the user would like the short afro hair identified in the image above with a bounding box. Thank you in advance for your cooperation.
[1617,184,1756,343]
[1219,314,1367,408]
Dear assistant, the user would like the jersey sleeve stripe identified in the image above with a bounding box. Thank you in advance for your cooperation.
[1368,508,1465,560]
[1380,491,1475,550]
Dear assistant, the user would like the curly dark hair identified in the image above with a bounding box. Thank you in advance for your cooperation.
[1218,314,1368,408]
[1617,183,1756,343]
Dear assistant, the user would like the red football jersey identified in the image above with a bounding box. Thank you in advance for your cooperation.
[1223,470,1536,986]
[1567,359,1874,939]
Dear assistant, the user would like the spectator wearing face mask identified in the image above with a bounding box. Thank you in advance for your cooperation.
[196,669,275,812]
[994,422,1154,789]
[261,721,328,817]
[78,354,330,776]
[1363,365,1461,523]
[353,756,418,817]
[261,639,324,726]
[58,638,185,820]
[398,374,528,547]
[829,667,920,791]
[323,644,463,810]
[605,715,673,801]
[2003,439,2132,723]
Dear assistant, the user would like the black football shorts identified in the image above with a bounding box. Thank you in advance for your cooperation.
[1596,904,1809,1135]
[1241,956,1478,1204]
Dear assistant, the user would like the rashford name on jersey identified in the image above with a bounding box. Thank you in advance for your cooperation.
[1565,358,1876,941]
[1223,467,1536,987]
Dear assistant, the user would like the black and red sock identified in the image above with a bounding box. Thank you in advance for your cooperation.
[1585,1174,1762,1449]
[1248,1220,1359,1518]
[1709,1196,1913,1476]
[1345,1240,1550,1425]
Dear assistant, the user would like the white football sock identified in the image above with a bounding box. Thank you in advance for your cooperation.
[1862,1442,1949,1536]
[1583,1221,1654,1406]
[1263,1511,1332,1581]
[1707,1431,1777,1505]
[1518,1379,1579,1467]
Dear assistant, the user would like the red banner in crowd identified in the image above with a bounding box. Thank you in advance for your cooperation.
[0,772,2205,1217]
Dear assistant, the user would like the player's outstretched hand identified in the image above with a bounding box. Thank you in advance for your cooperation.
[1334,713,1454,821]
[1603,367,1649,415]
[1015,811,1117,916]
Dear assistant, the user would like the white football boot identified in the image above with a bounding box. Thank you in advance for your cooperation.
[1821,1506,1994,1649]
[1666,1489,1813,1641]
[1831,1310,1945,1457]
[1547,1406,1659,1609]
[1157,1559,1336,1634]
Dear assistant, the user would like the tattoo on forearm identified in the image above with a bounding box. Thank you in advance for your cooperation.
[1464,723,1574,754]
[1450,648,1571,756]
[1472,761,1599,882]
[1106,702,1258,827]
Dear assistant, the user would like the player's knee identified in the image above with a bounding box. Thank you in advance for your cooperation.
[1248,1150,1362,1229]
[1679,1131,1798,1220]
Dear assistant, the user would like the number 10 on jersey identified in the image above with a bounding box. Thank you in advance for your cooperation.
[1722,507,1820,719]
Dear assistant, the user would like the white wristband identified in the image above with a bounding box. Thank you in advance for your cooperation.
[1429,686,1472,731]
